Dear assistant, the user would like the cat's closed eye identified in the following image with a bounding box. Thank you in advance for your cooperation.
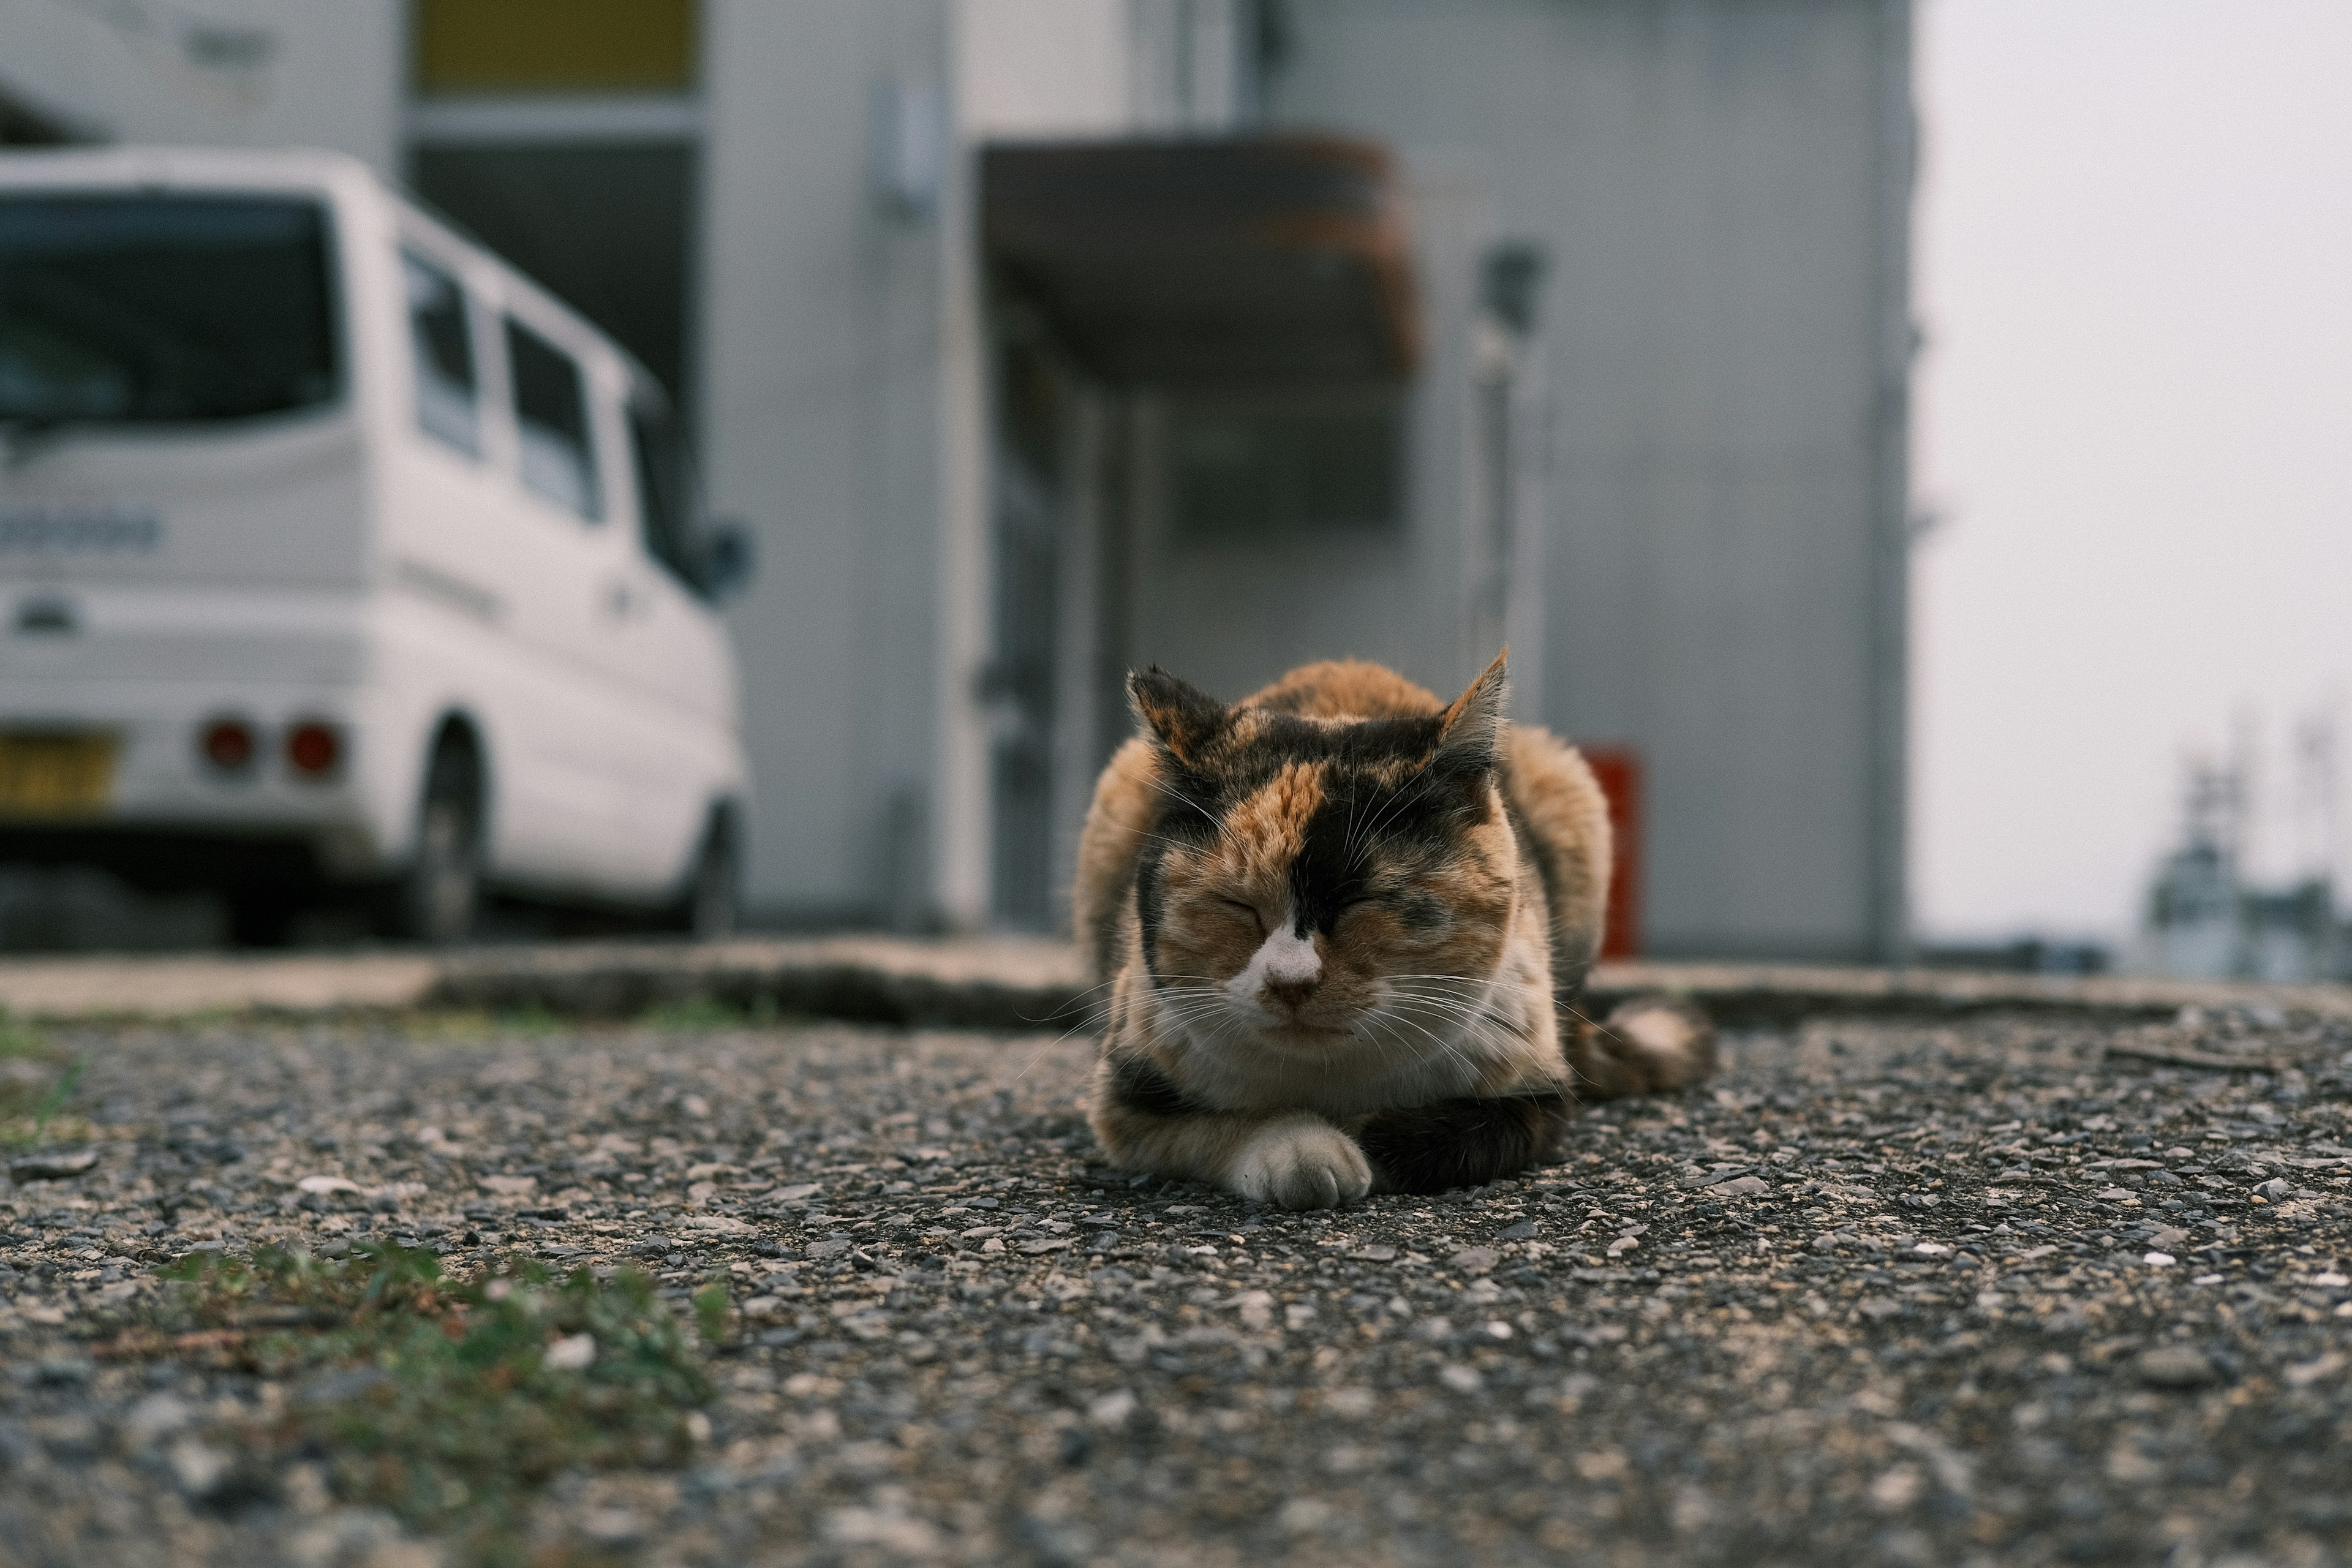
[1215,896,1265,935]
[1390,892,1455,932]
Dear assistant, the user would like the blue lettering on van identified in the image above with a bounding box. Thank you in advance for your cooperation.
[0,505,163,555]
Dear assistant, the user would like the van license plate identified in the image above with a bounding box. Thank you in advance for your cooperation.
[0,733,118,818]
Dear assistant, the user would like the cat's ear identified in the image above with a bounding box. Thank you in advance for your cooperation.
[1434,650,1509,772]
[1130,667,1226,764]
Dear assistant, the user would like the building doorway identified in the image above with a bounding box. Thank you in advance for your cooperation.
[986,332,1069,931]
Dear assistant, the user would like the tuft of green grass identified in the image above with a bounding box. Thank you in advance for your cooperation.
[0,1011,85,1149]
[0,1009,42,1059]
[639,992,788,1033]
[154,1241,715,1565]
[638,994,742,1033]
[692,1276,732,1346]
[490,1000,570,1036]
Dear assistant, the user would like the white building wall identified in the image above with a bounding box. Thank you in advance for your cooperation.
[1275,0,1910,960]
[957,0,1135,138]
[703,0,1163,925]
[0,0,399,175]
[698,0,951,925]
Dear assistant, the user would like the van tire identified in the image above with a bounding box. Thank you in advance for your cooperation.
[388,739,483,945]
[668,807,740,940]
[224,888,300,948]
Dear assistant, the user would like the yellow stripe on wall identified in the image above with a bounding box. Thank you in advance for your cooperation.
[414,0,699,94]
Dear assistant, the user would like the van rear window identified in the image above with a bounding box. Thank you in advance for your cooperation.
[0,195,339,426]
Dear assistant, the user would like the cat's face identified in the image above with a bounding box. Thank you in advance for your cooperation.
[1129,662,1521,1059]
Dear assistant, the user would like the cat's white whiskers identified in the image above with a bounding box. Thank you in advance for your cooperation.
[1372,1005,1491,1083]
[1355,1009,1430,1072]
[1373,992,1522,1075]
[1376,995,1504,1047]
[1557,1000,1635,1050]
[1139,775,1237,847]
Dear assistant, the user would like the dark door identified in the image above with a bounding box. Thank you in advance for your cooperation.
[987,451,1060,930]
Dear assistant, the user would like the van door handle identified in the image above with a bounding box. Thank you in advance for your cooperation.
[602,579,636,619]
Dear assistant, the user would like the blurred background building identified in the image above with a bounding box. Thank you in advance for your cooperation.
[0,0,1915,961]
[2135,714,2346,984]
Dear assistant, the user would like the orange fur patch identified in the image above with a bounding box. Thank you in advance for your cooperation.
[1245,660,1443,721]
[1223,760,1325,886]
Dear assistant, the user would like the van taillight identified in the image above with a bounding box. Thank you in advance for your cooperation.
[200,718,256,772]
[285,721,342,778]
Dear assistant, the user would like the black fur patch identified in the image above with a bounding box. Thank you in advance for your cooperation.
[1355,1093,1574,1194]
[1288,792,1373,935]
[1106,1054,1200,1120]
[1134,848,1164,974]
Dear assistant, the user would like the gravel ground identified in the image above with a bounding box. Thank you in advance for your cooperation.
[2,1005,2350,1567]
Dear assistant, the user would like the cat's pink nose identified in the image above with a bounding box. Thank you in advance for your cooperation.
[1264,975,1318,1009]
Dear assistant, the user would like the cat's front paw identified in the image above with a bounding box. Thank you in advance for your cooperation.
[1227,1117,1372,1210]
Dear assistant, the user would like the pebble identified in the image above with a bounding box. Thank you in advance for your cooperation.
[120,1393,197,1449]
[543,1333,597,1371]
[2136,1346,2221,1390]
[165,1437,229,1499]
[7,1150,97,1182]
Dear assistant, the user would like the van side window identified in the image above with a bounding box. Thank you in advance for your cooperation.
[504,318,601,521]
[402,251,478,456]
[628,401,700,595]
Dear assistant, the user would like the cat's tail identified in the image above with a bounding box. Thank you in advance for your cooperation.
[1564,993,1717,1102]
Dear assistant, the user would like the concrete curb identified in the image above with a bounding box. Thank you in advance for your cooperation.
[1582,961,2352,1027]
[428,937,1091,1031]
[0,937,2345,1028]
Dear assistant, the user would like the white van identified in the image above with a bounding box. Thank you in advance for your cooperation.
[0,148,752,944]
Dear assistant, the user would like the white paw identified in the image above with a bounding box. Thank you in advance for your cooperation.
[1226,1117,1373,1211]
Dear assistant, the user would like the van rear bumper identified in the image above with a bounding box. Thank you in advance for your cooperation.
[1,658,407,874]
[0,822,371,899]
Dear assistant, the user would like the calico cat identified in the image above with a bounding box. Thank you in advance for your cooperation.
[1073,653,1713,1209]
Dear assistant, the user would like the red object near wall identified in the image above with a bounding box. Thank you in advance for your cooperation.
[1581,748,1642,959]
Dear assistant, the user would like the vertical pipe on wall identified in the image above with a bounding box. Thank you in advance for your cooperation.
[1869,0,1918,965]
[933,0,993,930]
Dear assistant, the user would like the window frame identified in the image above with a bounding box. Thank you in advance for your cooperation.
[398,244,483,460]
[500,310,604,524]
[624,389,712,600]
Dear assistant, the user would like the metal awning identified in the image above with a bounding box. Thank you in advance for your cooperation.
[980,135,1420,388]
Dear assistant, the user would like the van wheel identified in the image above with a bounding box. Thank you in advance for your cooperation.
[669,809,740,939]
[225,888,299,948]
[390,742,483,944]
